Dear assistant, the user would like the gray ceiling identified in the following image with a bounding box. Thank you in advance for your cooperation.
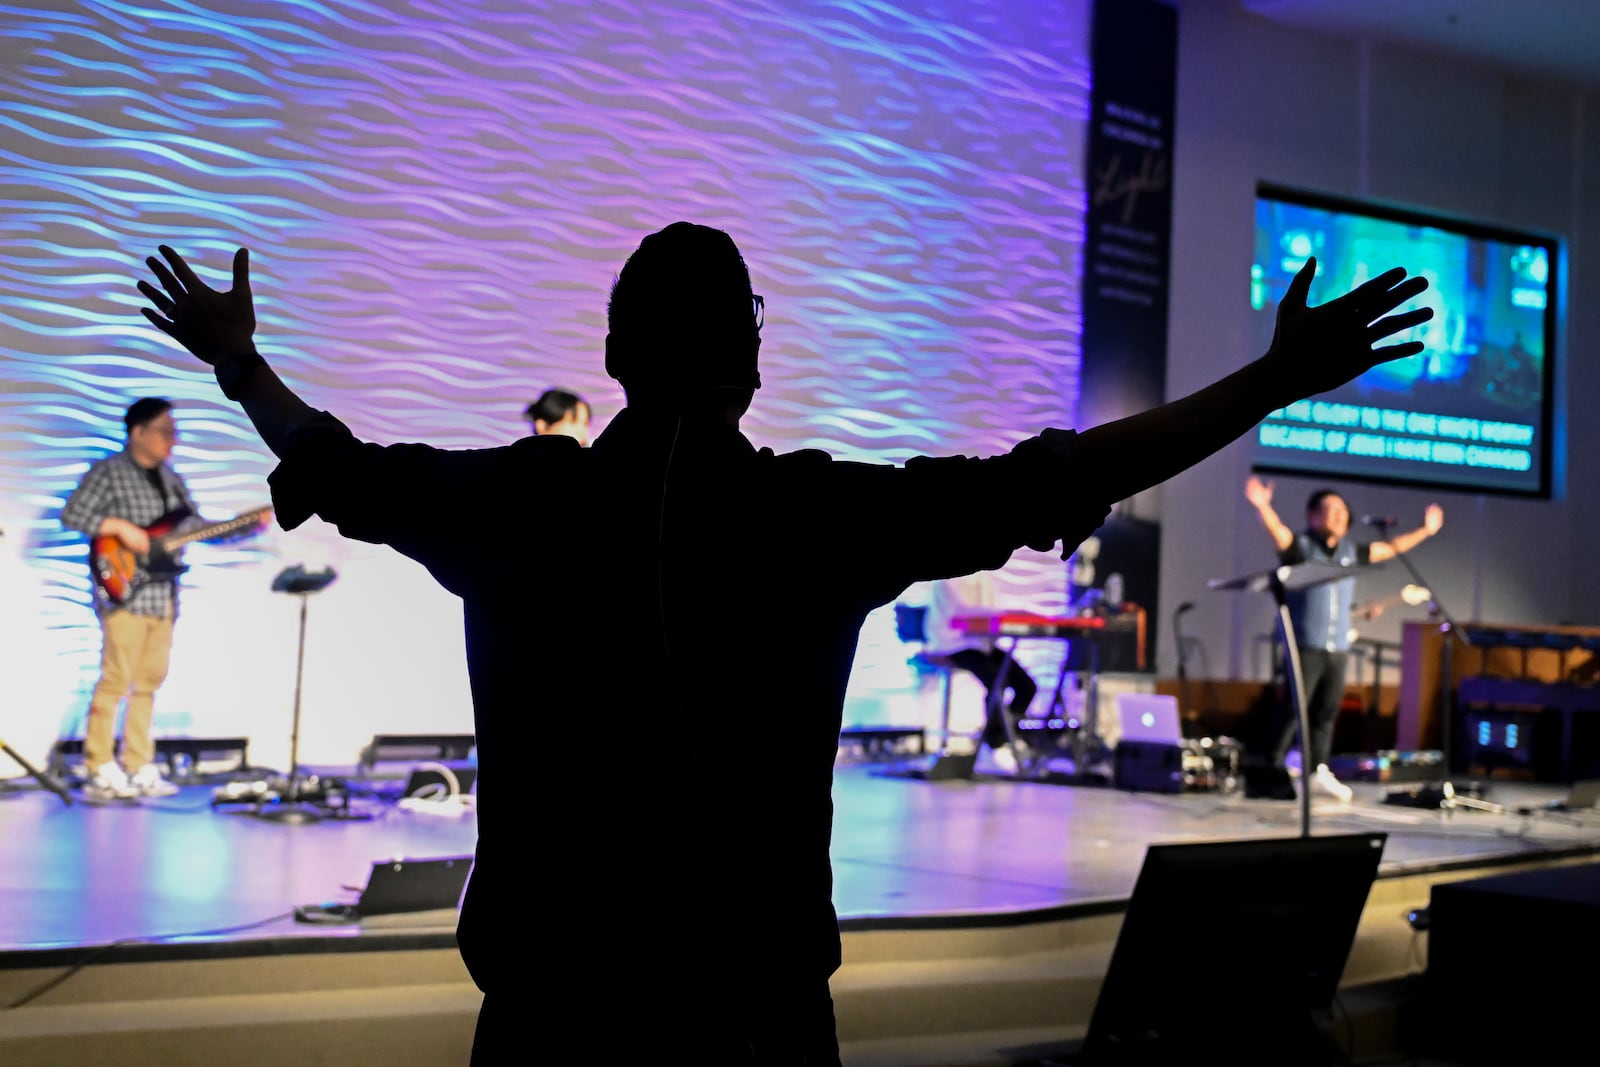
[1240,0,1600,86]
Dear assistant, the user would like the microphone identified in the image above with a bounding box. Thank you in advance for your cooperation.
[1361,515,1397,528]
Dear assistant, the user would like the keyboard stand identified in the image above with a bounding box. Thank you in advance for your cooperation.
[988,631,1111,786]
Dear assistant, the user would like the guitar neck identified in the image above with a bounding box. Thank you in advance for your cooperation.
[157,508,269,551]
[1358,585,1430,619]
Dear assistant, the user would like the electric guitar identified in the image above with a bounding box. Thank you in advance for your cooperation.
[91,506,273,605]
[1347,583,1431,642]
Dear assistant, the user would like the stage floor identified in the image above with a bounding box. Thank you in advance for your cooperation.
[2,761,1598,959]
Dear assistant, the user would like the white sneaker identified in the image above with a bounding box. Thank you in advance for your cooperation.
[979,743,1019,775]
[1310,764,1354,804]
[130,763,179,797]
[83,761,139,801]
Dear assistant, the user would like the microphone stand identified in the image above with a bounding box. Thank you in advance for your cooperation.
[1173,603,1194,717]
[1208,563,1354,838]
[1367,518,1472,791]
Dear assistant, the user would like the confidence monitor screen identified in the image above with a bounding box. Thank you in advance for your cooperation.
[1251,185,1557,498]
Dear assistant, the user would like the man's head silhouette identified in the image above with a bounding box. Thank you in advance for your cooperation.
[605,222,762,419]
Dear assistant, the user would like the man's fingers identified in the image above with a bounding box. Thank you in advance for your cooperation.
[1335,270,1428,324]
[158,244,204,292]
[1347,266,1410,300]
[1360,275,1430,321]
[1368,306,1434,343]
[146,254,186,301]
[136,279,174,314]
[1370,339,1425,363]
[139,306,178,336]
[231,247,251,298]
[1282,255,1316,311]
[1325,266,1410,317]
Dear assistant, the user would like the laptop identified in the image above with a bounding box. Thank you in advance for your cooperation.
[1115,692,1183,745]
[1555,779,1600,811]
[295,855,473,924]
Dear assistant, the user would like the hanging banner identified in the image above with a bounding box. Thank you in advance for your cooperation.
[1077,0,1177,672]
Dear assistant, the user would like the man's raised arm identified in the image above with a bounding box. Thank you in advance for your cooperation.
[1369,503,1444,563]
[137,245,309,456]
[1072,258,1432,505]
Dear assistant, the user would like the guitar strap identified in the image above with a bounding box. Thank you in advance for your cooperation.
[140,465,185,586]
[142,465,171,511]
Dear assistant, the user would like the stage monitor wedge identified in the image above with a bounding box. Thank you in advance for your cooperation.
[295,855,473,925]
[1082,832,1386,1066]
[1252,184,1557,498]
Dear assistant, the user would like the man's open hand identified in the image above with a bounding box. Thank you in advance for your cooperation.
[1265,257,1434,401]
[137,246,257,366]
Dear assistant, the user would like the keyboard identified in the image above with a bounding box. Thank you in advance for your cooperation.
[950,612,1109,637]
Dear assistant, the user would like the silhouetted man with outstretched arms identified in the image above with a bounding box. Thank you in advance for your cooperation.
[135,227,1430,1065]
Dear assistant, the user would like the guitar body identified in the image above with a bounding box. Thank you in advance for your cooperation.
[90,505,271,605]
[91,509,192,605]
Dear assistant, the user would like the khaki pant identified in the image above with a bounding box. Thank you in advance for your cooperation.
[85,609,174,774]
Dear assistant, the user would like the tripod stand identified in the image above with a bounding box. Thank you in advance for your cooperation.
[0,735,73,806]
[246,565,340,823]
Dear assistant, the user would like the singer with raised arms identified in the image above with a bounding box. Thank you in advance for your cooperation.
[1243,477,1444,802]
[135,230,1429,1066]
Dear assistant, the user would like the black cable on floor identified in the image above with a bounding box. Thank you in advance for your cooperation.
[4,908,298,1010]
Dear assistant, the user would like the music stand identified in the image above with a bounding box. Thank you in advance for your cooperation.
[1208,561,1372,838]
[1081,832,1387,1066]
[249,564,339,824]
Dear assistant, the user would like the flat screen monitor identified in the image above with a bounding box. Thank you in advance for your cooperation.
[1081,832,1387,1065]
[1252,185,1556,498]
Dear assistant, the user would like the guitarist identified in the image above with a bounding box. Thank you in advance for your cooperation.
[61,398,201,801]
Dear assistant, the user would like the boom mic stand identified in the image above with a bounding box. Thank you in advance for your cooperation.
[1366,518,1476,807]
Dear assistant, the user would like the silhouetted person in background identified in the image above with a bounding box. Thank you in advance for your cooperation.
[135,227,1429,1065]
[921,571,1036,773]
[524,387,591,445]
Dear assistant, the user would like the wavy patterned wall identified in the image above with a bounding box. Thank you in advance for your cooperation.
[0,0,1092,766]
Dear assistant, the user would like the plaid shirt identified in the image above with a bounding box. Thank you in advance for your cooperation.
[61,450,198,618]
